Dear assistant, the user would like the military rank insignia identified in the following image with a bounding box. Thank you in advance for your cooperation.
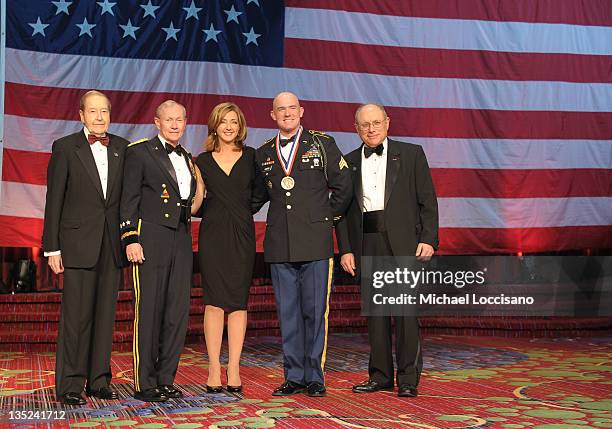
[339,156,348,170]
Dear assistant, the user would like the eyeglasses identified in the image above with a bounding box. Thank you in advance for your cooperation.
[356,119,387,131]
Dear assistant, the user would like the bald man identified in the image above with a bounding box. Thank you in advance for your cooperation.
[253,92,352,397]
[120,100,198,402]
[42,90,128,405]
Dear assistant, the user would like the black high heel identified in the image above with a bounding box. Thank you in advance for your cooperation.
[226,367,242,393]
[206,385,223,394]
[226,384,242,393]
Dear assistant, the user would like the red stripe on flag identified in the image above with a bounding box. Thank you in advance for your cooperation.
[285,39,612,83]
[438,225,612,254]
[0,216,44,248]
[3,216,609,254]
[6,83,612,139]
[431,169,612,198]
[6,149,612,199]
[2,149,50,186]
[286,0,612,26]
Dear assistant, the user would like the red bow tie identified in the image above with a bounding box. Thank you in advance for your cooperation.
[88,134,109,146]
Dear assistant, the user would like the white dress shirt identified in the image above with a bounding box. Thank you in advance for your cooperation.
[361,138,388,212]
[159,135,192,200]
[44,128,109,257]
[279,127,301,167]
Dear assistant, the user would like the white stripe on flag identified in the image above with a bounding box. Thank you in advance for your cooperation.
[4,115,612,170]
[2,180,610,229]
[286,7,612,55]
[7,49,612,112]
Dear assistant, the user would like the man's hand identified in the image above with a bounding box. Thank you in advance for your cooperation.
[416,243,434,261]
[340,253,356,276]
[126,243,145,264]
[48,254,64,274]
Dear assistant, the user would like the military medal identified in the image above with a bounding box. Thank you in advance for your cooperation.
[275,126,303,190]
[281,176,295,190]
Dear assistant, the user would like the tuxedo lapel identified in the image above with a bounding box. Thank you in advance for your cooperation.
[384,140,400,209]
[105,135,122,203]
[75,134,105,200]
[351,149,364,212]
[148,137,179,193]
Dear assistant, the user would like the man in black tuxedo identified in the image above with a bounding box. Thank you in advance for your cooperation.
[336,103,438,398]
[120,100,199,402]
[42,90,128,405]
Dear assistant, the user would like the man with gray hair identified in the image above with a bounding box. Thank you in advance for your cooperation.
[120,100,201,402]
[337,103,438,398]
[43,90,128,405]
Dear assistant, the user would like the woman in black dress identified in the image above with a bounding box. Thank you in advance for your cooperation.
[195,102,263,393]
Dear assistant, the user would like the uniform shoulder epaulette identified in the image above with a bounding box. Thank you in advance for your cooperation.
[128,138,148,148]
[308,129,331,139]
[264,136,276,146]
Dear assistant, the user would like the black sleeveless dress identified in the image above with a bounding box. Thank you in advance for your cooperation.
[195,147,258,310]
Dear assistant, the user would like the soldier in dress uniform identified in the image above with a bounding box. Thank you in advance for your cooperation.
[119,100,203,402]
[253,91,352,397]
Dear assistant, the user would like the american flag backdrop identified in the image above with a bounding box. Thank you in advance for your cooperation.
[1,0,611,254]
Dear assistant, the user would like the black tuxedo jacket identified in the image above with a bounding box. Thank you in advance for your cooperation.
[336,139,439,263]
[119,136,197,246]
[42,130,129,268]
[254,129,353,263]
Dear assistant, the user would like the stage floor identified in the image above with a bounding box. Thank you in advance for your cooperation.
[0,333,610,428]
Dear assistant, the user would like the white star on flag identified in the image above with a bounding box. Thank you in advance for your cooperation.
[51,0,72,15]
[76,17,96,38]
[119,19,140,40]
[162,22,181,41]
[203,23,221,42]
[28,17,49,37]
[140,0,160,19]
[242,27,261,46]
[183,1,203,20]
[224,5,242,24]
[97,0,117,16]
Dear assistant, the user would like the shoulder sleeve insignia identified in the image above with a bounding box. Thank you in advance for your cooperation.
[128,138,148,148]
[339,156,349,170]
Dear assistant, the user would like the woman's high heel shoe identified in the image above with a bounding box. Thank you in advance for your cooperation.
[225,367,242,393]
[226,384,242,393]
[206,385,223,394]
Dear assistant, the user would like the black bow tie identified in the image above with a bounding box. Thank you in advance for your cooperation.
[165,143,183,156]
[364,144,384,158]
[279,135,296,148]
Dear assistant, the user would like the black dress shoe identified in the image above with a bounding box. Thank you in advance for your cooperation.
[272,380,306,396]
[398,385,418,397]
[226,385,242,393]
[86,386,118,400]
[134,388,168,402]
[306,382,326,397]
[58,392,86,406]
[206,385,223,394]
[352,379,394,393]
[159,385,183,398]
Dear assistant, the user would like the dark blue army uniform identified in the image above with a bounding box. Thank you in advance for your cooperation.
[254,127,352,387]
[119,136,196,394]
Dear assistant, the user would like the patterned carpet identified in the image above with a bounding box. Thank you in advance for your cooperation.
[0,334,611,428]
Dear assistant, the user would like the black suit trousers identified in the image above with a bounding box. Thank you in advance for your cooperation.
[363,231,423,387]
[55,225,121,397]
[132,220,192,392]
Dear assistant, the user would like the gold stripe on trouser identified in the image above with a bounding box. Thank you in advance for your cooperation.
[132,219,142,391]
[320,257,334,378]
